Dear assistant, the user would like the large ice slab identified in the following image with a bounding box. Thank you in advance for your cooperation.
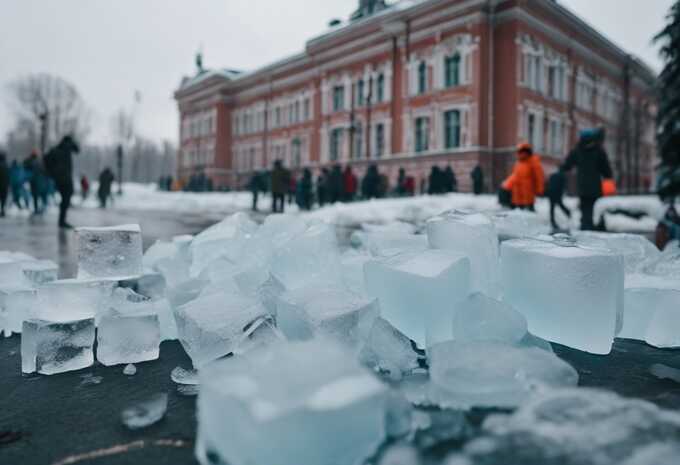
[174,291,268,367]
[275,286,378,349]
[620,288,680,342]
[190,213,257,276]
[427,210,500,297]
[452,293,527,344]
[352,230,429,258]
[364,249,470,348]
[76,224,143,279]
[445,388,680,465]
[428,341,578,409]
[37,279,116,322]
[196,340,388,465]
[645,289,680,348]
[490,210,549,240]
[501,237,624,354]
[270,221,342,290]
[21,318,95,374]
[359,317,423,381]
[573,231,660,274]
[97,308,160,366]
[0,260,27,287]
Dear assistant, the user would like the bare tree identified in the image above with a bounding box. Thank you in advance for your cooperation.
[7,73,91,151]
[110,108,136,147]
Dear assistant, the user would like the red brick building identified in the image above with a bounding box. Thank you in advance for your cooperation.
[174,0,657,193]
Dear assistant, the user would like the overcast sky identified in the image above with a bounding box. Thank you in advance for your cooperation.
[0,0,673,146]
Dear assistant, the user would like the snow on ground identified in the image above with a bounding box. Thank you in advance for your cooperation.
[4,183,662,233]
[97,184,662,233]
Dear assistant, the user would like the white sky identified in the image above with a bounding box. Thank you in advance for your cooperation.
[0,0,673,146]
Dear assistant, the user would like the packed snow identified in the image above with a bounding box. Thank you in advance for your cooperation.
[2,200,680,465]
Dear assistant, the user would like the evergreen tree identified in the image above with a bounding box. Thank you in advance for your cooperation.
[655,0,680,199]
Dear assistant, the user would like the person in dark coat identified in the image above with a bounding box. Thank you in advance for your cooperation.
[270,160,287,213]
[443,166,457,193]
[317,168,329,207]
[0,151,9,217]
[546,168,571,231]
[343,166,358,202]
[43,135,80,228]
[287,172,297,205]
[428,166,443,195]
[471,165,484,195]
[362,164,380,200]
[397,168,407,196]
[297,168,313,211]
[9,161,28,210]
[98,168,115,208]
[329,165,343,203]
[249,172,264,211]
[562,128,613,231]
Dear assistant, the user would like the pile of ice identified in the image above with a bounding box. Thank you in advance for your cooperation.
[3,207,680,465]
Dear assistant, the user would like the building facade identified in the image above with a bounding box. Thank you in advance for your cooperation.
[175,0,657,193]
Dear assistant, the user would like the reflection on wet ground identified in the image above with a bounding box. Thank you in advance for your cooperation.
[0,207,222,278]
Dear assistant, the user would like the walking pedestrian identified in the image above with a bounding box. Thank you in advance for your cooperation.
[443,166,457,193]
[9,161,29,210]
[317,168,329,207]
[0,151,9,217]
[343,166,358,202]
[562,128,614,231]
[502,142,545,211]
[428,166,444,195]
[270,160,287,213]
[249,171,264,211]
[297,168,313,211]
[287,172,297,205]
[329,165,343,203]
[98,168,115,208]
[362,165,380,199]
[546,168,572,231]
[43,135,80,229]
[81,175,90,202]
[471,164,484,195]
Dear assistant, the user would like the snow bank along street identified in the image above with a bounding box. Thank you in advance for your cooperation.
[1,208,679,465]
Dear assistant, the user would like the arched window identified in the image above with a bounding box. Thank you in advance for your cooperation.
[444,110,461,148]
[445,53,461,88]
[291,139,302,167]
[354,122,364,159]
[418,61,427,94]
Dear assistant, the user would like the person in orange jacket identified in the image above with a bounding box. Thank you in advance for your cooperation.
[502,142,545,211]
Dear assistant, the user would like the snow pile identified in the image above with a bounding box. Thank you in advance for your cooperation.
[2,207,678,464]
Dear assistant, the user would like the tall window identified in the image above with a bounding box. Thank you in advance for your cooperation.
[376,74,385,102]
[354,122,363,159]
[333,86,345,111]
[303,99,311,121]
[275,107,281,127]
[415,117,429,152]
[549,120,559,154]
[291,139,302,167]
[445,54,461,88]
[444,110,461,149]
[528,113,536,148]
[294,101,300,123]
[418,61,427,94]
[357,79,365,106]
[375,123,385,158]
[330,128,343,161]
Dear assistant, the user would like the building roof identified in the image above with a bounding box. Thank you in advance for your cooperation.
[177,68,245,93]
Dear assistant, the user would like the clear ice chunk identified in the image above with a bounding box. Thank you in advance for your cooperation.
[196,340,388,465]
[359,317,422,381]
[21,318,95,375]
[21,260,59,286]
[352,231,429,258]
[174,291,268,367]
[452,293,527,344]
[427,210,500,297]
[645,289,680,348]
[0,288,37,336]
[76,224,143,280]
[275,286,378,349]
[340,250,371,296]
[96,308,160,366]
[490,210,549,240]
[190,213,257,276]
[364,249,470,348]
[171,366,199,385]
[121,393,168,430]
[0,260,27,287]
[501,237,624,354]
[620,288,680,341]
[428,341,578,409]
[123,364,137,376]
[37,279,115,322]
[270,221,342,290]
[573,231,660,274]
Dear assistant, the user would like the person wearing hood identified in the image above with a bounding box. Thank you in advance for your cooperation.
[502,143,545,211]
[562,128,613,230]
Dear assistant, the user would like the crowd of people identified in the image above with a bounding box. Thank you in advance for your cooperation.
[248,162,487,213]
[0,136,120,227]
